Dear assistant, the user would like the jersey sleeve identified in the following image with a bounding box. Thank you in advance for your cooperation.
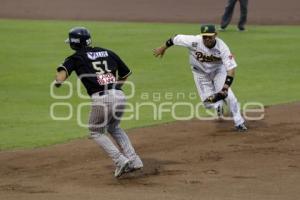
[172,35,195,48]
[57,57,76,77]
[110,51,132,79]
[219,40,237,70]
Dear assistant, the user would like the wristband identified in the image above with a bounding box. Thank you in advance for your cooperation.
[224,75,234,87]
[222,87,228,92]
[165,38,174,47]
[55,82,62,88]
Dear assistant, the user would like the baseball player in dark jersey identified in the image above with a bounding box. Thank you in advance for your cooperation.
[54,27,143,178]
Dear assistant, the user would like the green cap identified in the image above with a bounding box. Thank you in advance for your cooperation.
[200,24,216,36]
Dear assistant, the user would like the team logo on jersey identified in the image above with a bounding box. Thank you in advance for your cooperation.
[96,72,116,85]
[87,51,109,60]
[195,51,222,62]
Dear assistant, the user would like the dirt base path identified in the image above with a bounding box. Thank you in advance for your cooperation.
[1,103,300,200]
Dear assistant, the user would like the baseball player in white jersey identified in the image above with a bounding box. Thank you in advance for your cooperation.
[153,24,247,132]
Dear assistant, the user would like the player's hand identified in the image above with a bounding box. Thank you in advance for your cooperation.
[55,83,62,88]
[54,79,63,88]
[153,46,167,58]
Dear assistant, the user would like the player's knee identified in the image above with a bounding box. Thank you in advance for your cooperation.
[204,101,224,110]
[89,127,105,138]
[107,126,115,134]
[203,102,216,109]
[227,95,238,104]
[89,131,101,139]
[107,125,120,134]
[203,103,211,109]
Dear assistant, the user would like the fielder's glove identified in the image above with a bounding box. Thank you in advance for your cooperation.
[204,89,228,103]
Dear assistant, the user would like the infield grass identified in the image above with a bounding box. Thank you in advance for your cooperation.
[0,19,299,149]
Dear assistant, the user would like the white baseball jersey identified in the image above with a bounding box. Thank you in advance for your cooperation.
[172,35,237,74]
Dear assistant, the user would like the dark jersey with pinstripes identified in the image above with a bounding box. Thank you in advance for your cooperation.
[57,47,131,96]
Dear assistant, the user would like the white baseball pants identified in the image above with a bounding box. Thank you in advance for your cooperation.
[192,67,245,126]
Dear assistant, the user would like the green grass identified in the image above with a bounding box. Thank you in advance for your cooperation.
[0,19,300,150]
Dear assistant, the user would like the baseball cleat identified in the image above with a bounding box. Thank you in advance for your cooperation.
[127,156,143,172]
[218,27,226,32]
[114,159,130,178]
[216,105,224,118]
[235,123,247,132]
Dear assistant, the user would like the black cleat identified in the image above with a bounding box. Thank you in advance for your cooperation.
[217,105,224,118]
[236,123,247,132]
[238,27,246,32]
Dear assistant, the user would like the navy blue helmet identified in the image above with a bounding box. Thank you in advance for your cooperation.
[66,27,91,50]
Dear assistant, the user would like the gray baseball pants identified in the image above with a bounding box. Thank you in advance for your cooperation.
[89,89,139,166]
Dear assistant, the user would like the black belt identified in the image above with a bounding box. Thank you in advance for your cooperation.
[98,89,122,96]
[98,91,108,96]
[98,87,121,96]
[97,84,114,96]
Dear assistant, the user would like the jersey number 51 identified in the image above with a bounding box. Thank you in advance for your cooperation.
[92,60,111,74]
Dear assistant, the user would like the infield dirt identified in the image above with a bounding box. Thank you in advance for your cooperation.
[1,0,300,199]
[1,103,300,200]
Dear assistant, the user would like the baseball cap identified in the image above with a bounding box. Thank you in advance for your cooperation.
[200,24,216,36]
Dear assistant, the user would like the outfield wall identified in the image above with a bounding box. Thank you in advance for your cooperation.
[1,0,299,25]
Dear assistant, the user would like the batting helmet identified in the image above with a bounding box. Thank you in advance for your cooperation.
[66,27,92,50]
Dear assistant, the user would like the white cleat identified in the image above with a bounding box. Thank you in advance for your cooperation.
[127,156,143,172]
[114,158,130,178]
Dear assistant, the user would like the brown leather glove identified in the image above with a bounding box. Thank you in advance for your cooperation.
[204,88,228,103]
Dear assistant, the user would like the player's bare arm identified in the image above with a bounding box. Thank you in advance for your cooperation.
[54,70,67,88]
[116,76,128,89]
[153,38,174,58]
